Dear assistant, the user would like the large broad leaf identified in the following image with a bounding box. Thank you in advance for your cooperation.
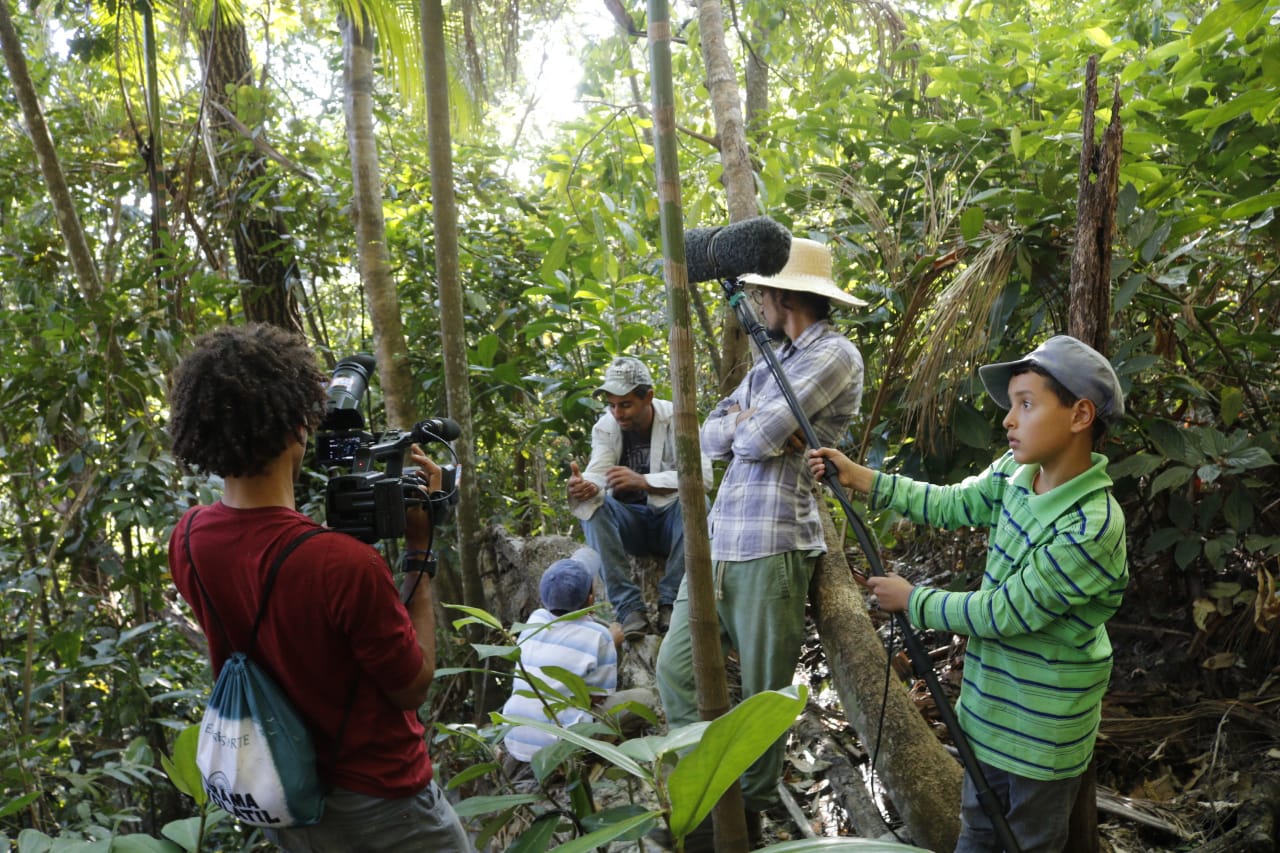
[1150,465,1195,497]
[159,725,204,805]
[1106,452,1164,481]
[161,813,226,853]
[667,687,807,837]
[615,721,712,763]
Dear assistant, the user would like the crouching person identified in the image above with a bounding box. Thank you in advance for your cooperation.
[502,549,658,764]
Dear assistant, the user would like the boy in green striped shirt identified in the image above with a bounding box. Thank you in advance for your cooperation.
[810,335,1128,853]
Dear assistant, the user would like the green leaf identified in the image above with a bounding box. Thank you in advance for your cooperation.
[1082,26,1111,47]
[581,804,658,840]
[473,643,521,661]
[668,687,806,837]
[1175,537,1202,569]
[1245,535,1280,555]
[1223,486,1255,533]
[451,794,543,819]
[1220,387,1244,425]
[546,810,662,853]
[1223,447,1275,470]
[952,402,991,449]
[445,604,506,631]
[159,725,205,805]
[107,836,184,852]
[1197,463,1222,485]
[1150,466,1195,496]
[0,792,40,820]
[493,715,649,779]
[959,207,985,241]
[1145,421,1193,465]
[1221,191,1280,222]
[161,813,226,853]
[615,721,712,763]
[505,813,563,853]
[446,762,499,789]
[1146,525,1182,550]
[1205,534,1237,570]
[1106,452,1164,481]
[756,838,929,853]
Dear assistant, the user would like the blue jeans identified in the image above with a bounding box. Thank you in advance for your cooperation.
[264,780,472,853]
[954,761,1083,853]
[579,495,689,620]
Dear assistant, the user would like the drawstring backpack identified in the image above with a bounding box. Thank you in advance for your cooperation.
[183,509,354,828]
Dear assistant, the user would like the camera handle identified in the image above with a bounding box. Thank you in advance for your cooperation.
[719,277,1022,853]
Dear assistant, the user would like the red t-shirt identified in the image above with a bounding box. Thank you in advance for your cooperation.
[169,502,432,798]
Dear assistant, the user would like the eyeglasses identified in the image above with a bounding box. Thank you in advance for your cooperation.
[748,288,765,306]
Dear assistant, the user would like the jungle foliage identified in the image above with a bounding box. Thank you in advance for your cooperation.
[0,0,1277,847]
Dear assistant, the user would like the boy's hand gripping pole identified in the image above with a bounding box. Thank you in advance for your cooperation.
[721,278,1022,853]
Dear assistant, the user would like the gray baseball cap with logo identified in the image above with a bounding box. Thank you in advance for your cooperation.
[595,356,654,397]
[979,335,1125,421]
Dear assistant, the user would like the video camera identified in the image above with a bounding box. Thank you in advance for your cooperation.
[315,353,460,543]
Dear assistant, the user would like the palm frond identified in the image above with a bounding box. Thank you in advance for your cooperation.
[902,225,1015,445]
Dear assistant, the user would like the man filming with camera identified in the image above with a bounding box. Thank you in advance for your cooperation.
[167,323,471,851]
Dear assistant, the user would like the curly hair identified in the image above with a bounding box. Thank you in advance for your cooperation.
[168,324,328,478]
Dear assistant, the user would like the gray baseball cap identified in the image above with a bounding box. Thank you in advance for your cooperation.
[979,335,1125,421]
[595,356,654,397]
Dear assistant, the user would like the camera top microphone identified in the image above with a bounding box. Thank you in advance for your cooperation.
[412,417,461,443]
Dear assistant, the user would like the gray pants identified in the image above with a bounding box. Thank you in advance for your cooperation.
[265,780,472,853]
[954,762,1083,853]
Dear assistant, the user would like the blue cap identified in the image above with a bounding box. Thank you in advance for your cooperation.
[539,556,595,613]
[979,335,1125,422]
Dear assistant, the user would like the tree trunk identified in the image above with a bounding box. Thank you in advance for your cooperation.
[340,9,416,425]
[0,0,101,301]
[198,14,302,332]
[743,18,770,135]
[650,1,747,850]
[696,0,758,395]
[811,505,962,852]
[1064,54,1122,853]
[422,0,486,625]
[1068,55,1123,357]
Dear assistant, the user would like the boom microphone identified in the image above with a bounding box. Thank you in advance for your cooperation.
[411,417,461,442]
[684,216,792,284]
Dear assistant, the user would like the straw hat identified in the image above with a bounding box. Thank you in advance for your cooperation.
[740,238,866,307]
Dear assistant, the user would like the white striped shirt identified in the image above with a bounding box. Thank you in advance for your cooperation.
[501,609,618,761]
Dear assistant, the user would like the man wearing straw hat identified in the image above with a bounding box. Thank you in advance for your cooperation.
[655,237,865,842]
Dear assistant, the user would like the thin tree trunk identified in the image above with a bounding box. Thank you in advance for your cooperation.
[650,0,747,850]
[1064,54,1122,853]
[743,19,769,135]
[199,13,302,332]
[0,0,101,300]
[422,0,486,624]
[696,0,757,395]
[1068,55,1123,357]
[340,9,415,425]
[811,506,963,852]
